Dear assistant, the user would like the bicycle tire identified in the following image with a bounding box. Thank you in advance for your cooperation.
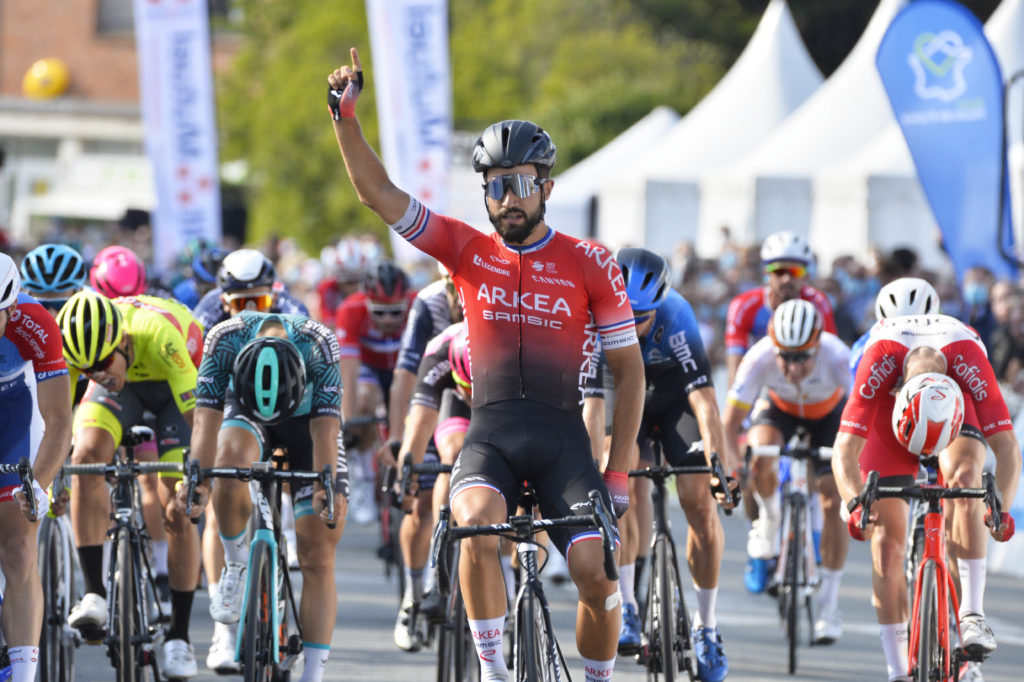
[653,536,677,682]
[38,516,73,682]
[666,541,696,681]
[114,527,137,682]
[515,586,552,682]
[243,539,276,682]
[785,503,802,675]
[914,560,947,682]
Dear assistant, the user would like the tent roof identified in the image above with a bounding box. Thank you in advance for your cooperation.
[722,0,906,177]
[643,0,823,179]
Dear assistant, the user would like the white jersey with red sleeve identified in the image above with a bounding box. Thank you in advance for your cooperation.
[389,197,637,411]
[841,314,1012,442]
[727,331,851,420]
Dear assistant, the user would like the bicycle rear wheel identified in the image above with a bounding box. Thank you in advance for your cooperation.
[243,539,276,682]
[914,560,949,682]
[113,527,138,682]
[38,516,74,682]
[784,505,803,675]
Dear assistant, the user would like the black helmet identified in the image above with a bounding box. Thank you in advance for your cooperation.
[232,336,306,424]
[471,120,556,173]
[362,259,411,304]
[217,249,276,292]
[616,247,671,313]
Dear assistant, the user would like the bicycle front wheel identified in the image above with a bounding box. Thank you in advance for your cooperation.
[38,516,74,682]
[914,560,950,682]
[113,527,137,682]
[649,537,677,682]
[242,539,276,682]
[784,505,802,675]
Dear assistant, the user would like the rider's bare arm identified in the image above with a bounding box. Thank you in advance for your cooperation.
[603,344,645,474]
[832,431,867,506]
[34,374,72,490]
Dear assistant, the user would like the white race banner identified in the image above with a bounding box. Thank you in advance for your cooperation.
[365,0,451,263]
[134,0,222,273]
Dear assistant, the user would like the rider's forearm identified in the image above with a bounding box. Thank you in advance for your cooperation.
[605,347,644,473]
[399,404,438,465]
[721,404,745,473]
[311,416,341,474]
[690,387,727,469]
[388,368,417,443]
[339,357,359,423]
[987,430,1022,509]
[832,431,866,504]
[190,406,224,469]
[35,376,72,489]
[583,396,606,465]
[332,116,409,225]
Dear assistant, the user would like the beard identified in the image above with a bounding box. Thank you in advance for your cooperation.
[488,202,544,244]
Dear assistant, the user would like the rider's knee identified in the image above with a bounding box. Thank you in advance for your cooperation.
[679,491,718,533]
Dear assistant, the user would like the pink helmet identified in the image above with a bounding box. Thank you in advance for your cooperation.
[892,372,965,457]
[448,324,471,390]
[90,246,146,298]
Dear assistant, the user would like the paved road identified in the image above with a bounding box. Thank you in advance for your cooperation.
[71,499,1024,681]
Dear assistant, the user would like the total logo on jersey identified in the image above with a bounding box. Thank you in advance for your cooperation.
[858,354,899,399]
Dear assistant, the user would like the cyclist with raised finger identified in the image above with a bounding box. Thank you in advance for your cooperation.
[328,48,645,681]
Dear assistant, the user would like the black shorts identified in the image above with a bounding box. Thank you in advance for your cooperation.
[749,399,844,477]
[638,388,704,467]
[223,388,349,511]
[450,399,616,557]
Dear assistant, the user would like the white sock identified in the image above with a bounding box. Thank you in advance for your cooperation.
[212,619,234,641]
[879,622,909,681]
[818,567,843,613]
[8,646,39,682]
[753,489,781,525]
[152,540,169,575]
[693,585,718,629]
[618,563,637,610]
[403,565,424,604]
[297,642,330,682]
[810,492,824,533]
[469,616,509,680]
[958,557,986,619]
[582,655,616,682]
[220,529,249,566]
[499,554,516,607]
[208,581,218,600]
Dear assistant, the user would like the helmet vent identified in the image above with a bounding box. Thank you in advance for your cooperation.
[1,281,12,302]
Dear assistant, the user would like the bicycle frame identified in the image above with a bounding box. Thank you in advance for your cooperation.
[773,456,820,614]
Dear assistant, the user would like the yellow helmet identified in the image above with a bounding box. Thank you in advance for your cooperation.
[56,291,123,370]
[22,58,70,99]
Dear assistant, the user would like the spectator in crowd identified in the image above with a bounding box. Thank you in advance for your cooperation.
[988,281,1024,393]
[960,265,998,348]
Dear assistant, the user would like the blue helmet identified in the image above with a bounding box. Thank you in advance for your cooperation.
[192,246,228,284]
[616,247,671,313]
[20,244,87,294]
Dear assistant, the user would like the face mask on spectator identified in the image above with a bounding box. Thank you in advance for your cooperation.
[964,282,989,307]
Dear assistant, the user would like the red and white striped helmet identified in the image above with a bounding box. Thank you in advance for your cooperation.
[892,372,965,456]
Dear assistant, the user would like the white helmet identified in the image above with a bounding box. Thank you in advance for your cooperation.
[0,252,20,309]
[875,277,940,321]
[892,372,964,457]
[760,231,814,266]
[769,299,821,351]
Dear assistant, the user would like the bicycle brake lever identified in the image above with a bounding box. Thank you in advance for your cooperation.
[708,453,735,516]
[17,457,37,522]
[588,490,619,581]
[983,472,1002,532]
[185,459,202,525]
[320,464,336,529]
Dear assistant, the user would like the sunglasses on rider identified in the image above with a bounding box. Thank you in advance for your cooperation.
[367,303,408,320]
[38,297,72,312]
[482,174,547,201]
[776,348,816,364]
[83,347,127,374]
[764,263,808,279]
[224,292,274,314]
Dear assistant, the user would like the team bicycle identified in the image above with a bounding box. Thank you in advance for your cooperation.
[0,71,1017,681]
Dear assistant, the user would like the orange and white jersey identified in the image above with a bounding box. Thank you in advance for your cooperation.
[727,331,851,420]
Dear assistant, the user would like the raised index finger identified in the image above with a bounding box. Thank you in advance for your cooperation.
[351,47,362,72]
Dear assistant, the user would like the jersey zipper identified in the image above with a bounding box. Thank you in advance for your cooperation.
[516,250,526,398]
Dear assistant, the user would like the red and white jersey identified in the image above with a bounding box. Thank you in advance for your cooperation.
[390,197,637,411]
[334,290,418,371]
[0,293,68,398]
[727,331,850,420]
[841,314,1012,441]
[724,285,836,356]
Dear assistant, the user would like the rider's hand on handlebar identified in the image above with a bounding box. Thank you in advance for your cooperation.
[846,507,876,541]
[175,481,210,519]
[14,480,48,521]
[710,474,740,510]
[602,469,629,518]
[314,487,347,527]
[986,507,1015,542]
[48,485,70,517]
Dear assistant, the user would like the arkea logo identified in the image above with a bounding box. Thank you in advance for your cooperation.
[909,30,972,102]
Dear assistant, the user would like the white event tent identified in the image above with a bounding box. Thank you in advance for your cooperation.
[697,0,907,261]
[809,0,1024,273]
[543,106,680,241]
[595,0,823,256]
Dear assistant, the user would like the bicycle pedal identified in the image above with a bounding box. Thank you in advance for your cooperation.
[76,623,106,644]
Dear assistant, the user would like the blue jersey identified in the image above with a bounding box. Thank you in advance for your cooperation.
[193,285,310,333]
[196,312,341,419]
[849,328,870,381]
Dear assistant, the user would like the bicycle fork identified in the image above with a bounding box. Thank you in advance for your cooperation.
[908,503,961,680]
[774,491,820,609]
[514,542,565,681]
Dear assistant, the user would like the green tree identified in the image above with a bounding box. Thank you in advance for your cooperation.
[219,0,728,251]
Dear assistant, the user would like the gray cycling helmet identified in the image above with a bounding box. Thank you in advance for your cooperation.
[471,120,556,173]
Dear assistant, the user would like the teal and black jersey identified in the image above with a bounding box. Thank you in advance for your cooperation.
[196,311,342,420]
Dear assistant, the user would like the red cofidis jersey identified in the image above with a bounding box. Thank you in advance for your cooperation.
[725,285,836,356]
[390,198,637,411]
